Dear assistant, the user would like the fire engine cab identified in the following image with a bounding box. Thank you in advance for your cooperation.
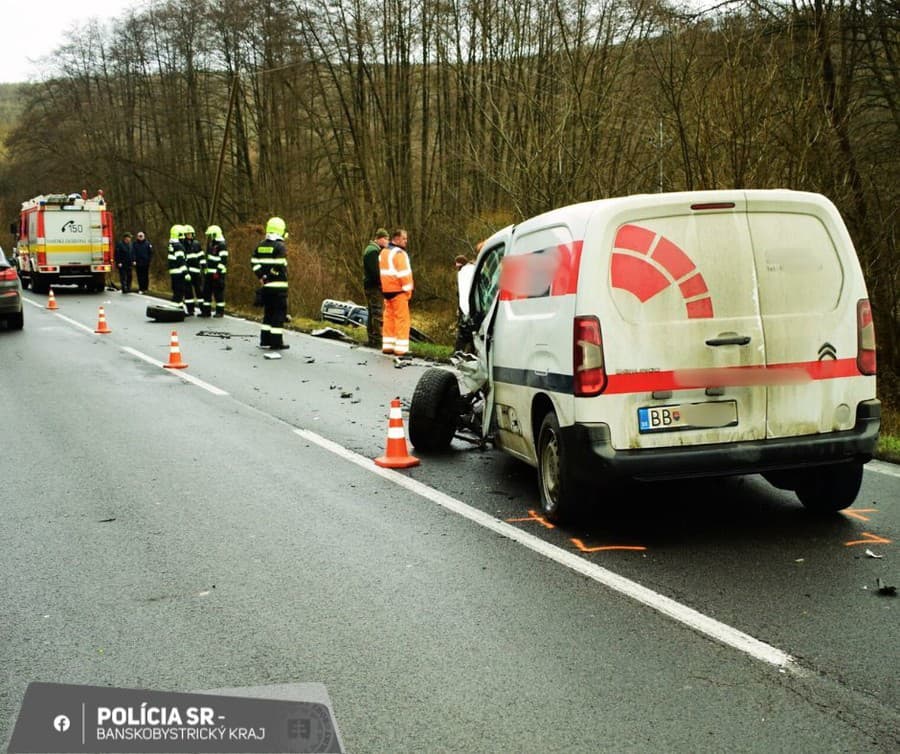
[15,190,113,293]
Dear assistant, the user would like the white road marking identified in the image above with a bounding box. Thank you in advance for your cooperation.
[121,346,229,396]
[295,428,799,672]
[51,313,96,335]
[867,460,900,479]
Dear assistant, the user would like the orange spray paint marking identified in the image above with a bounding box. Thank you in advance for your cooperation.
[571,538,647,553]
[505,510,555,529]
[844,532,892,547]
[841,508,879,522]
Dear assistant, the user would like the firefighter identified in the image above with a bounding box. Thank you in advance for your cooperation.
[166,224,188,306]
[379,228,413,357]
[251,217,290,350]
[182,224,204,315]
[200,225,228,318]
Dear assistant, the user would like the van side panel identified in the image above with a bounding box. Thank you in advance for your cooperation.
[491,223,581,464]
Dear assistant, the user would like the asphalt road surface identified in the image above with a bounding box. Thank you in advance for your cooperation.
[1,288,898,753]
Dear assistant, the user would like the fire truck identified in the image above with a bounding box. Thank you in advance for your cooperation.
[15,190,114,293]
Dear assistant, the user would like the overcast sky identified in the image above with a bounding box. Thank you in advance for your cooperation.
[0,0,140,84]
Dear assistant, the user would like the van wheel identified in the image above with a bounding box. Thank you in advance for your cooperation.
[795,463,864,513]
[408,368,461,451]
[537,411,580,523]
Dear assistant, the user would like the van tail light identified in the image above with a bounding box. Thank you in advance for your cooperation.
[574,316,607,396]
[0,267,18,281]
[856,299,876,375]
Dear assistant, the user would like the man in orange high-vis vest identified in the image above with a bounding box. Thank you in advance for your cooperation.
[379,228,413,357]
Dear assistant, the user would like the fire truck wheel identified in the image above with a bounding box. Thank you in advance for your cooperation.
[145,304,186,323]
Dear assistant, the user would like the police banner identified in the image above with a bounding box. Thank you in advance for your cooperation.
[7,682,343,753]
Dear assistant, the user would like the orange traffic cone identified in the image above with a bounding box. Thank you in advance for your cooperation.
[162,330,189,369]
[94,306,111,333]
[374,398,420,469]
[46,288,59,310]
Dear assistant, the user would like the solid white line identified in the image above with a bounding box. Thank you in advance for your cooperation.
[52,313,96,335]
[121,346,229,396]
[866,460,900,479]
[295,428,798,671]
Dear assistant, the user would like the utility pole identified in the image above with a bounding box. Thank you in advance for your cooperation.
[208,75,240,228]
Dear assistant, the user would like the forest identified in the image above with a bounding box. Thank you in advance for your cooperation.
[0,0,896,396]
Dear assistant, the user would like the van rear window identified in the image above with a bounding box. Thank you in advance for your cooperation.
[747,213,843,315]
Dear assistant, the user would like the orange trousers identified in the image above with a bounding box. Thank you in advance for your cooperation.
[382,293,411,355]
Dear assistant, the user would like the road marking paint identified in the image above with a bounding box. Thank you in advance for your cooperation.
[844,532,892,547]
[51,313,96,335]
[867,460,900,479]
[841,508,879,522]
[571,538,647,553]
[296,428,798,671]
[505,510,555,529]
[121,346,228,396]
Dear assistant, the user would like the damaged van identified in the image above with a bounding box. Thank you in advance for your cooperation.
[408,190,880,521]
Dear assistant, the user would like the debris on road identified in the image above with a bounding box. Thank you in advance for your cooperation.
[311,327,350,340]
[875,578,897,597]
[865,549,884,559]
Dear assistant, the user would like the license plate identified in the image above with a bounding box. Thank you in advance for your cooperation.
[638,401,738,433]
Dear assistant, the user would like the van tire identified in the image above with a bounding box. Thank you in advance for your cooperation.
[537,410,580,523]
[795,462,863,513]
[146,304,186,323]
[408,368,460,451]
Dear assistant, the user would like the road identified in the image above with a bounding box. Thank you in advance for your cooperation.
[1,288,898,753]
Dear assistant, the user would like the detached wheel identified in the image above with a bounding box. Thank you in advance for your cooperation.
[795,462,864,513]
[537,410,581,523]
[146,304,186,323]
[409,368,461,451]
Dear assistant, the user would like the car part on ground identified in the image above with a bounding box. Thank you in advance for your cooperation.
[146,303,186,323]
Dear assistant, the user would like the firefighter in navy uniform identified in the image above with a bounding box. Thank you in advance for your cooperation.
[251,217,290,350]
[166,224,189,306]
[182,224,204,315]
[200,225,228,318]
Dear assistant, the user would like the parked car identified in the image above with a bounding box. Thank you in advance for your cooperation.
[408,190,880,521]
[0,249,24,330]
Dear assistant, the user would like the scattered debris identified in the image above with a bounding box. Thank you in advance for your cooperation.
[311,327,350,340]
[865,549,884,559]
[305,357,316,364]
[340,391,353,399]
[263,352,282,360]
[98,518,116,523]
[875,578,897,597]
[197,330,255,339]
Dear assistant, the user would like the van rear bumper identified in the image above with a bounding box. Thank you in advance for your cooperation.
[564,399,881,482]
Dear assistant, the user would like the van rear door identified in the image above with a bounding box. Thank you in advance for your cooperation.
[595,197,767,450]
[745,193,868,438]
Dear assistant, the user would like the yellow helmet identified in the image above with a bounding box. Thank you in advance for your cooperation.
[265,217,286,237]
[205,224,224,241]
[183,224,195,235]
[169,224,184,240]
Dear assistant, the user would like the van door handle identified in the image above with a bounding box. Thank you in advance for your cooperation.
[705,335,751,346]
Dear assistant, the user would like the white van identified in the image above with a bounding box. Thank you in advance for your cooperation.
[408,190,880,521]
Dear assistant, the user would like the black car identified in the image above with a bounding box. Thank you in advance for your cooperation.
[0,250,24,330]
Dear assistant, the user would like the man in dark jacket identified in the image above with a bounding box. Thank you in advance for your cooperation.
[114,232,134,293]
[362,228,389,347]
[131,231,153,294]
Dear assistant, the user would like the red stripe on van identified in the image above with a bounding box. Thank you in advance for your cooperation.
[615,224,655,254]
[651,236,695,279]
[685,297,714,319]
[603,358,860,394]
[610,253,669,302]
[678,273,708,298]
